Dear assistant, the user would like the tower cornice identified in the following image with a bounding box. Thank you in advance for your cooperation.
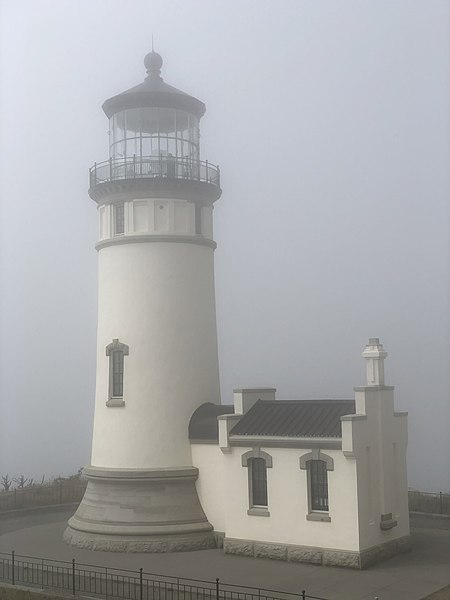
[89,177,221,205]
[95,233,217,252]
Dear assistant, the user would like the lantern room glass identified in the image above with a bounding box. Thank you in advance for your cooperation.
[109,107,199,162]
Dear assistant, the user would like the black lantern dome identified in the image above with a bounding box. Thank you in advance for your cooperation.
[102,52,206,119]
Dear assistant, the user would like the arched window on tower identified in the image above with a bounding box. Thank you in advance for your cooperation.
[105,339,129,407]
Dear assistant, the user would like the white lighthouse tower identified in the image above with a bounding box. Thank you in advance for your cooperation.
[64,51,222,551]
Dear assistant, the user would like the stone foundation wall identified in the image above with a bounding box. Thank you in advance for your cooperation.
[223,535,411,569]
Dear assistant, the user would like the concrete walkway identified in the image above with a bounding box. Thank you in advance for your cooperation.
[0,509,449,600]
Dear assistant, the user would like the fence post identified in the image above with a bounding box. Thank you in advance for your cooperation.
[139,568,143,600]
[439,492,443,514]
[216,577,220,600]
[41,558,44,590]
[59,481,63,504]
[11,551,15,585]
[14,489,17,509]
[301,590,306,600]
[72,558,76,595]
[105,566,108,600]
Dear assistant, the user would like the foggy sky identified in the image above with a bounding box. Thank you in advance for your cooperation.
[0,0,449,492]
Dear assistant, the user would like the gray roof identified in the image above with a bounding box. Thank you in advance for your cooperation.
[189,399,356,443]
[189,403,234,441]
[229,399,355,439]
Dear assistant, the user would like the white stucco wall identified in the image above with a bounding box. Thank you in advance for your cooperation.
[191,443,227,533]
[342,387,409,550]
[91,238,221,469]
[192,443,360,551]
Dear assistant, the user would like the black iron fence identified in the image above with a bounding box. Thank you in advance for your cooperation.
[0,552,329,600]
[0,481,87,512]
[408,489,450,515]
[89,156,220,188]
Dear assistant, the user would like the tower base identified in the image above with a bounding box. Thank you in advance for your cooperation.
[64,466,216,552]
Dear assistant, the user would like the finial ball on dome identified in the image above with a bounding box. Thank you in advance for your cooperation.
[144,51,163,75]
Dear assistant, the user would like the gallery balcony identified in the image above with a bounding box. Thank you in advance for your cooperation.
[88,156,221,204]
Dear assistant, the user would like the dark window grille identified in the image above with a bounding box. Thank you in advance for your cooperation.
[112,350,124,397]
[250,457,268,507]
[114,203,125,234]
[310,460,329,511]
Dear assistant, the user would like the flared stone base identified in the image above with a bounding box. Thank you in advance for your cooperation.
[64,466,216,553]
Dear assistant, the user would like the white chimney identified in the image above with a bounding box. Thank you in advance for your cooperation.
[362,338,387,386]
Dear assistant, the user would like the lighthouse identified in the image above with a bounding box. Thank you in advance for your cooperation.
[64,51,222,551]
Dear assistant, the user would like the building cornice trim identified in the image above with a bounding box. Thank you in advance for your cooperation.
[229,435,341,449]
[353,385,395,392]
[341,414,367,422]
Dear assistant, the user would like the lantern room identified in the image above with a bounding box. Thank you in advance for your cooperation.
[109,107,199,162]
[89,51,220,194]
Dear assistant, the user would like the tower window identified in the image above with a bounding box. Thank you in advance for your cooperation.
[105,339,129,407]
[195,204,202,234]
[111,350,124,397]
[114,202,125,235]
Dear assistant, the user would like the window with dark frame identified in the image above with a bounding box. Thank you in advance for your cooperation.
[250,457,268,507]
[105,339,129,406]
[309,459,329,511]
[111,350,124,397]
[114,202,125,235]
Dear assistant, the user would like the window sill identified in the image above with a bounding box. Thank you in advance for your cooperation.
[306,512,331,522]
[247,507,270,517]
[106,398,125,407]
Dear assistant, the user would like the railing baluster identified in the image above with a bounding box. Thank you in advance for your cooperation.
[72,559,76,595]
[11,551,14,585]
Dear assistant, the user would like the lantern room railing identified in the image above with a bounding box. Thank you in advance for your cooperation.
[89,156,220,189]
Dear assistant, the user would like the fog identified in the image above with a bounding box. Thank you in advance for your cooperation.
[0,0,448,492]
